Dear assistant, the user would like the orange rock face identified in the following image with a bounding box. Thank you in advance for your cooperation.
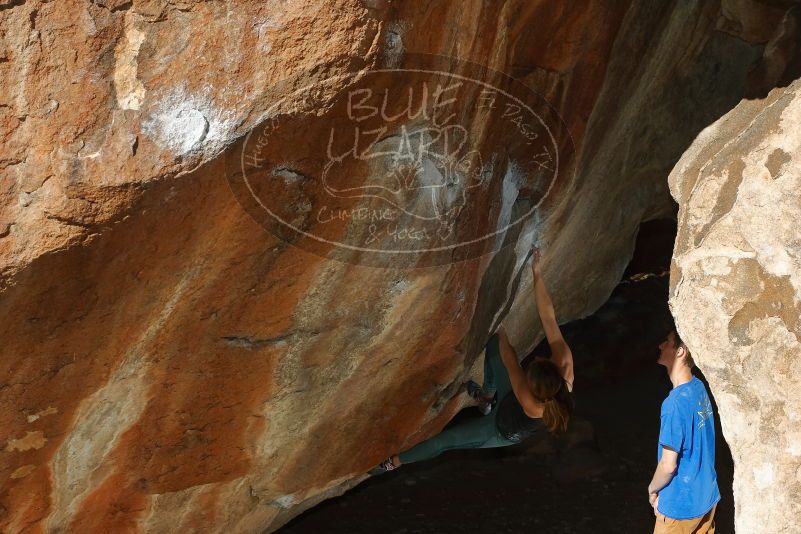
[0,1,789,532]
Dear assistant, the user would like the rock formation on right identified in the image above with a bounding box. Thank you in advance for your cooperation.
[669,78,801,533]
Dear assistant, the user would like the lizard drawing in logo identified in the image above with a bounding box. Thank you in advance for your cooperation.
[321,122,491,222]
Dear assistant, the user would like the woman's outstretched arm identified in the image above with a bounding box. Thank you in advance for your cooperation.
[496,325,541,418]
[531,248,574,390]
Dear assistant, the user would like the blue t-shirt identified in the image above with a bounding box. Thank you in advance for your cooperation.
[656,376,721,520]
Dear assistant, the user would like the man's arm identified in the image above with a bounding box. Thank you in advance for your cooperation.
[648,446,679,498]
[496,326,541,417]
[531,250,574,389]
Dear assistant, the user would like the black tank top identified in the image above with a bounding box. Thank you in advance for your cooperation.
[495,391,547,442]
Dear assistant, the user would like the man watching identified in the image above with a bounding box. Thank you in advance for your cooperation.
[648,322,721,533]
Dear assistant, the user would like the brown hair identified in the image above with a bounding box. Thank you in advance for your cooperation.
[669,323,695,369]
[526,358,574,434]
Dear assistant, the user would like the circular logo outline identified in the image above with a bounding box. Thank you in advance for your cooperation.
[229,52,573,265]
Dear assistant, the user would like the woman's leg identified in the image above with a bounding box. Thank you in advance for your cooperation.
[482,333,513,401]
[395,334,518,467]
[397,410,515,465]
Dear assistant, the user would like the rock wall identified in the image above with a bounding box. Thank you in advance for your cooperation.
[0,0,793,532]
[669,78,801,534]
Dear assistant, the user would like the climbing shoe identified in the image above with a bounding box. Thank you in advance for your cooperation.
[368,456,398,476]
[465,380,496,415]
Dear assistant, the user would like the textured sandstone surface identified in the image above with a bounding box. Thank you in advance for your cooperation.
[669,79,801,534]
[0,0,794,532]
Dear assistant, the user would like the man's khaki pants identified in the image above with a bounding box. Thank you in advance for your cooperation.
[653,504,716,534]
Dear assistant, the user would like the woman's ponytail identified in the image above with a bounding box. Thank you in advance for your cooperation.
[527,358,575,434]
[542,381,574,434]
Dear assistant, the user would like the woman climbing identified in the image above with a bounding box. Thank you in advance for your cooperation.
[369,247,575,475]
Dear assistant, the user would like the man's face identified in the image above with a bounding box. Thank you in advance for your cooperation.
[657,332,678,368]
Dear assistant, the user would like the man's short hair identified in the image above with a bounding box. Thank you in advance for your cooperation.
[668,321,695,369]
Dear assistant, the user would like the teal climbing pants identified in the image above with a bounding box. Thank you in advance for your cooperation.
[397,333,519,465]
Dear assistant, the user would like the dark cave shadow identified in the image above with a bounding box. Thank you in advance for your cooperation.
[742,5,801,100]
